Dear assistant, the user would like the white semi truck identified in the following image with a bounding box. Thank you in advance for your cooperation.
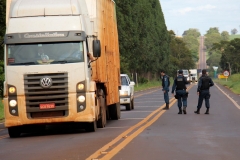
[4,0,121,137]
[189,69,198,82]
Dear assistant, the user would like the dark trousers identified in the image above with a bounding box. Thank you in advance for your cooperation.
[176,90,187,108]
[197,90,210,109]
[164,91,169,104]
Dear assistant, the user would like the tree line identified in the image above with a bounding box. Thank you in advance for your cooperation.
[115,0,195,80]
[204,27,240,75]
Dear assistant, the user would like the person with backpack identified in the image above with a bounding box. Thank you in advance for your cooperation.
[161,70,170,110]
[171,70,189,114]
[194,69,214,114]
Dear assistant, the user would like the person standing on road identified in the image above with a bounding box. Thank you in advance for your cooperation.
[194,69,214,114]
[161,70,170,110]
[172,70,189,114]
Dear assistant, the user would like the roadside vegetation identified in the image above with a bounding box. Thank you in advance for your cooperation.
[134,78,174,92]
[215,74,240,95]
[0,100,4,120]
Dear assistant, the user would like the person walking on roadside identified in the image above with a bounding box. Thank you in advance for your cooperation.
[172,70,189,114]
[161,70,170,110]
[194,69,214,114]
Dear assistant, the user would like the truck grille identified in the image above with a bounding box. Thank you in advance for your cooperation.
[24,73,68,118]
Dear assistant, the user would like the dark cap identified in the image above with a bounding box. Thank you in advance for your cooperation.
[178,70,183,74]
[202,69,207,74]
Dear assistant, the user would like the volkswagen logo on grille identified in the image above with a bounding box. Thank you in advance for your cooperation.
[40,77,52,88]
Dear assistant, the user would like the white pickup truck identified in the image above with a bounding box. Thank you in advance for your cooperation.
[119,74,135,110]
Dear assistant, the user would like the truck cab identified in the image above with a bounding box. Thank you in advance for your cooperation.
[4,0,120,137]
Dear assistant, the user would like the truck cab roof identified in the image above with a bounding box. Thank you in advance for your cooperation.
[9,0,88,18]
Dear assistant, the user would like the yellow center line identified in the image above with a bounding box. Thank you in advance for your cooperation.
[100,100,177,160]
[86,84,194,160]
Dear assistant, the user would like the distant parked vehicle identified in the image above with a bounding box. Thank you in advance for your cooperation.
[189,69,198,82]
[119,74,135,110]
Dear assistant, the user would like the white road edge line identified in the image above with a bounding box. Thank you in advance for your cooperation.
[215,84,240,110]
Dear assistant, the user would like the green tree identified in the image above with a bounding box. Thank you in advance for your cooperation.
[204,29,221,51]
[168,30,195,77]
[0,0,6,60]
[231,28,238,35]
[220,38,240,73]
[182,28,201,38]
[116,0,170,80]
[221,31,230,41]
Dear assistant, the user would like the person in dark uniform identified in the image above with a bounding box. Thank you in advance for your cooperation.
[161,70,170,110]
[171,70,189,114]
[194,69,214,114]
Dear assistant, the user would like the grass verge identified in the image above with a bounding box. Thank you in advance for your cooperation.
[214,73,240,95]
[134,80,161,91]
[134,78,174,92]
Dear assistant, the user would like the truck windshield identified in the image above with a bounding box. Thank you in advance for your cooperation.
[7,42,84,65]
[183,70,189,75]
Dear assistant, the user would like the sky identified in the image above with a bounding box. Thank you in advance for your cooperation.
[160,0,240,36]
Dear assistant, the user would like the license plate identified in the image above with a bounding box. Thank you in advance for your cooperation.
[40,103,55,109]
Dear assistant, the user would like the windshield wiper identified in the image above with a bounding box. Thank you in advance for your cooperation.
[10,62,37,65]
[50,60,68,64]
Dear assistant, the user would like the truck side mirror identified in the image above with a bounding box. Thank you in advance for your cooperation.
[93,40,101,57]
[130,81,135,86]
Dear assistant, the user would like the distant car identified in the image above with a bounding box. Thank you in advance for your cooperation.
[119,74,135,110]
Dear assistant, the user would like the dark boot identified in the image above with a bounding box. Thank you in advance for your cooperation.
[205,108,209,114]
[178,107,182,114]
[183,106,187,114]
[194,108,200,114]
[163,103,169,110]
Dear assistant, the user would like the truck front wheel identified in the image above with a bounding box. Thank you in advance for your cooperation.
[8,126,21,138]
[85,121,97,132]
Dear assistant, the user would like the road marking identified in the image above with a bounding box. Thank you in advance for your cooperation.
[135,101,165,103]
[100,127,130,129]
[121,111,154,113]
[0,135,9,140]
[134,106,160,108]
[215,84,240,110]
[119,118,145,120]
[86,84,194,160]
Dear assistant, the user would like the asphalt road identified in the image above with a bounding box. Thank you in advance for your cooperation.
[0,83,240,160]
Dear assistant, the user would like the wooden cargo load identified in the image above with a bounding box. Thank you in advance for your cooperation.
[89,0,120,106]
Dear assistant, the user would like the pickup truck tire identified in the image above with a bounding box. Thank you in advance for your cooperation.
[97,90,107,128]
[126,103,131,110]
[131,98,134,110]
[8,126,21,138]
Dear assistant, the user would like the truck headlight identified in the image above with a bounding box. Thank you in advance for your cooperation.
[119,90,128,96]
[9,87,16,94]
[77,84,84,90]
[9,100,17,107]
[77,95,85,102]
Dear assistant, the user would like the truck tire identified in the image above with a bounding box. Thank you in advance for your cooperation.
[97,89,107,128]
[8,126,21,138]
[109,102,121,120]
[131,98,134,110]
[85,121,97,132]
